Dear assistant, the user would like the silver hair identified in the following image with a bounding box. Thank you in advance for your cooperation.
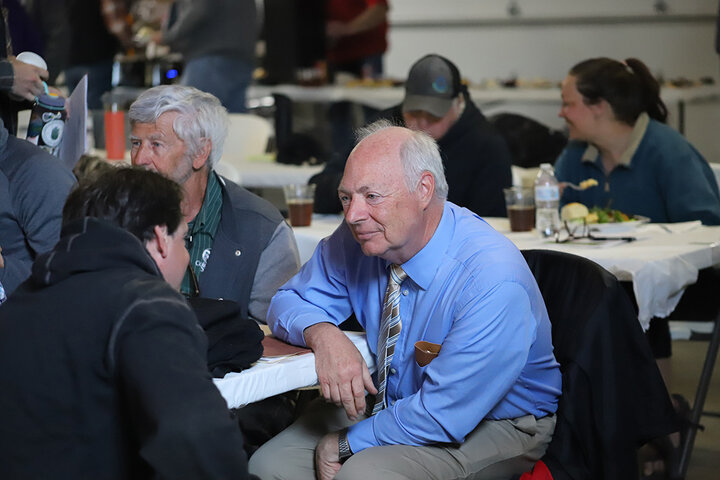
[128,85,229,169]
[355,120,449,200]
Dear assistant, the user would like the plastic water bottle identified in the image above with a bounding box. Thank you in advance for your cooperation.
[534,163,560,237]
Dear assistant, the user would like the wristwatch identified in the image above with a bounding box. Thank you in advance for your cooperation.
[337,429,353,463]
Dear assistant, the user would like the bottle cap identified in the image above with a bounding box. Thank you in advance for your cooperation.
[37,93,65,110]
[16,51,48,70]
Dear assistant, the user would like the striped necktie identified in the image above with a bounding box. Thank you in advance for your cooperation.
[372,264,408,415]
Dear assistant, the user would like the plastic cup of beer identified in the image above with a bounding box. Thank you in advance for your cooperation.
[104,103,126,161]
[283,184,316,227]
[504,187,535,232]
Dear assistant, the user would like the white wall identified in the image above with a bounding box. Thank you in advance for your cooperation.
[383,0,720,161]
[386,0,718,83]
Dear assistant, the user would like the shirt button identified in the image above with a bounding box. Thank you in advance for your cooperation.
[390,367,397,375]
[235,250,241,256]
[402,290,408,296]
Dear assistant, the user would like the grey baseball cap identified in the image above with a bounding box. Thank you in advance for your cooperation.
[402,54,462,118]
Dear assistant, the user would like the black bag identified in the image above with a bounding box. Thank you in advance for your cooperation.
[188,297,264,377]
[489,113,568,168]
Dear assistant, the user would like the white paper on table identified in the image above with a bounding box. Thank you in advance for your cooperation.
[638,221,702,235]
[58,75,87,170]
[214,331,375,409]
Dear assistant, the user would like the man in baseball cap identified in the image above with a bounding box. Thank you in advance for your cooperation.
[402,54,463,118]
[311,53,513,217]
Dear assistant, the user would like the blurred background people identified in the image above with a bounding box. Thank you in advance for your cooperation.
[312,54,512,218]
[63,0,133,111]
[157,0,257,113]
[325,0,389,162]
[326,0,389,81]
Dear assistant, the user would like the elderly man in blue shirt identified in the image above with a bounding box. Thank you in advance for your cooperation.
[249,121,561,480]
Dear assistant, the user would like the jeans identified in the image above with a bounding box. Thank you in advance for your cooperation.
[181,55,253,113]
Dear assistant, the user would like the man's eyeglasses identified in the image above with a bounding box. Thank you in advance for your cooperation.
[554,220,589,243]
[554,219,636,243]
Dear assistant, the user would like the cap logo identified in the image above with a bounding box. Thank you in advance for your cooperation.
[432,76,449,94]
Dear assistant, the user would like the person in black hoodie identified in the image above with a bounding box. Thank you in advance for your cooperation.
[0,167,253,480]
[311,54,513,217]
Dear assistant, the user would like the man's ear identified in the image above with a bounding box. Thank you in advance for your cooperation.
[145,225,169,266]
[192,137,213,170]
[417,171,435,208]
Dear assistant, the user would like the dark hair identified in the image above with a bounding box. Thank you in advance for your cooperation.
[569,57,668,125]
[72,154,116,183]
[63,167,184,243]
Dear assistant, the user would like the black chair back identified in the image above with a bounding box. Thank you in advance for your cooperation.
[522,249,676,480]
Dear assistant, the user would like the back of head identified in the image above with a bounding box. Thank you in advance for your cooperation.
[569,57,667,125]
[72,154,116,183]
[63,167,184,243]
[128,85,230,169]
[402,54,464,118]
[356,120,449,200]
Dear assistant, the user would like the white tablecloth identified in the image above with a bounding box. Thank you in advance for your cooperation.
[292,215,720,329]
[214,331,375,409]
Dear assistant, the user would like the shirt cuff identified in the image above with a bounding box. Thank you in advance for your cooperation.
[347,416,380,453]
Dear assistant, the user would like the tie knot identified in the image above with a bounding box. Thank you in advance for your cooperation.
[389,264,408,286]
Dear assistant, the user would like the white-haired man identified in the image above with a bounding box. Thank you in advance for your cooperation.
[129,85,300,322]
[250,122,561,479]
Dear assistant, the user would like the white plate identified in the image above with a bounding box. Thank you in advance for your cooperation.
[587,215,650,234]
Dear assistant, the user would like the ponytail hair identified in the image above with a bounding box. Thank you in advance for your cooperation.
[569,57,668,125]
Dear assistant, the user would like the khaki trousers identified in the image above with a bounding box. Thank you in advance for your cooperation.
[249,399,556,480]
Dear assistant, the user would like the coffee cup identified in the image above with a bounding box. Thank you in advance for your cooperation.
[283,184,316,227]
[504,187,535,232]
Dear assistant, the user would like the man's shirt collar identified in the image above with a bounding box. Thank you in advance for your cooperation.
[396,202,452,291]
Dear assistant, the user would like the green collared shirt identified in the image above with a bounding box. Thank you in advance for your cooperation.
[181,171,223,297]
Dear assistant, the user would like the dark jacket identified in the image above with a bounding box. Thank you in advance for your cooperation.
[0,119,76,294]
[198,177,286,319]
[0,218,250,479]
[523,250,676,480]
[311,91,513,217]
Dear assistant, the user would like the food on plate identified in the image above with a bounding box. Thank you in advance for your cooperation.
[588,207,631,223]
[579,178,599,190]
[560,203,635,224]
[560,202,589,221]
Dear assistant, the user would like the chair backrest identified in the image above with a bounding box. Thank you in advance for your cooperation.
[489,113,567,168]
[521,249,675,480]
[222,113,274,162]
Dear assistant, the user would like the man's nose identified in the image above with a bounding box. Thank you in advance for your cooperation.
[344,197,367,223]
[131,144,150,166]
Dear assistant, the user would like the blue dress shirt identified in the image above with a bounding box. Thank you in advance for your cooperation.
[269,202,561,453]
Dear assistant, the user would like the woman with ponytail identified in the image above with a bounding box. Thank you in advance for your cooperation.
[554,57,720,225]
[555,57,720,480]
